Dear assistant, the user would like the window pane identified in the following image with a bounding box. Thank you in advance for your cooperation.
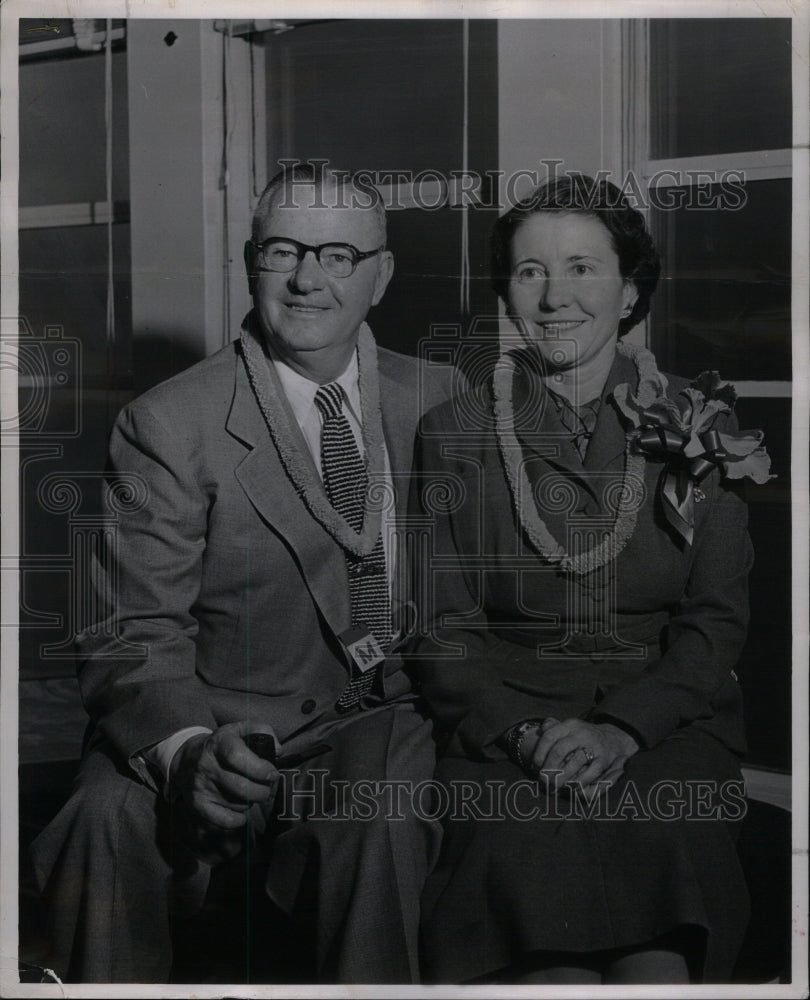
[650,19,792,159]
[19,48,129,206]
[19,225,132,389]
[649,178,791,381]
[369,202,499,361]
[264,20,496,176]
[261,19,500,357]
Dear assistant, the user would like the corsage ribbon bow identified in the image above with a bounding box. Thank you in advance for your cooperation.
[613,368,773,546]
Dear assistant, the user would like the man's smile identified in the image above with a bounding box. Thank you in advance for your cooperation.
[284,302,330,312]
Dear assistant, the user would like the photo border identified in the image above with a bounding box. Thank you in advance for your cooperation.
[1,1,807,997]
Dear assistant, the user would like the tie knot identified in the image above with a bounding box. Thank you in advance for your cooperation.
[314,382,345,420]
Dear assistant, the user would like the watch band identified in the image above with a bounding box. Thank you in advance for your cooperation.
[504,718,546,770]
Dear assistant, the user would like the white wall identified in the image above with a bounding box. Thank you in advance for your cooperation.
[128,20,256,382]
[497,19,643,345]
[498,19,622,202]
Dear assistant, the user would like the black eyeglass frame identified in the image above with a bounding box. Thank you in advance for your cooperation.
[248,237,385,277]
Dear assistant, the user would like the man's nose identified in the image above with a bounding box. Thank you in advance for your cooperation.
[288,250,325,292]
[538,275,573,311]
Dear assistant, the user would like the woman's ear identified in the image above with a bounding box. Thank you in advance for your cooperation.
[621,280,639,318]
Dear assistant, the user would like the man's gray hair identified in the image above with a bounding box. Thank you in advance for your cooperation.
[252,161,387,244]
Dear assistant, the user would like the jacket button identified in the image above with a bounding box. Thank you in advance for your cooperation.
[301,699,316,715]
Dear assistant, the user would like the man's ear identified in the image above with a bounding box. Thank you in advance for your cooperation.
[244,241,257,298]
[371,251,394,307]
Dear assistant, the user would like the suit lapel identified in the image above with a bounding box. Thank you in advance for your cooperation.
[583,349,638,473]
[226,348,352,642]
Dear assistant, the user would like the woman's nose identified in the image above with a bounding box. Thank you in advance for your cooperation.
[538,275,573,311]
[288,250,325,292]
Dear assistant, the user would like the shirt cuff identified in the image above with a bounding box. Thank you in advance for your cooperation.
[141,726,213,787]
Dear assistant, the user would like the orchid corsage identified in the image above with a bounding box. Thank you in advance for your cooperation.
[613,364,773,546]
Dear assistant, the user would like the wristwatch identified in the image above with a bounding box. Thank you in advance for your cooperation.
[503,718,546,770]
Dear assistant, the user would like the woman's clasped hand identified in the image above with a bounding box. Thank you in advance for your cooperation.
[520,717,639,796]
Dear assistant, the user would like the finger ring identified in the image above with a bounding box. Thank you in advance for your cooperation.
[580,746,595,765]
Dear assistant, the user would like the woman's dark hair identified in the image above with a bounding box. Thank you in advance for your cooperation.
[490,173,661,337]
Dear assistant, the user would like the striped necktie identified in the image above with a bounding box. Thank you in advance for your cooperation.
[314,382,391,710]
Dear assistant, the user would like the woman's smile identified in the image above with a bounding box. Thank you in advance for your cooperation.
[534,319,587,334]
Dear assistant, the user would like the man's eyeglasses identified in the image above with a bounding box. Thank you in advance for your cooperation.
[249,237,384,279]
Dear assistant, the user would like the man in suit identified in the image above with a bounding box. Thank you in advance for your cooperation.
[30,163,456,984]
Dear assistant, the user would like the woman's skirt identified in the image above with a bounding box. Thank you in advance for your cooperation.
[420,727,750,983]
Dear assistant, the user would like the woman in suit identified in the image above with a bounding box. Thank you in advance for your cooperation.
[410,174,771,984]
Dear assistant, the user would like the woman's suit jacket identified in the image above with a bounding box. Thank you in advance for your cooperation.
[410,347,752,762]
